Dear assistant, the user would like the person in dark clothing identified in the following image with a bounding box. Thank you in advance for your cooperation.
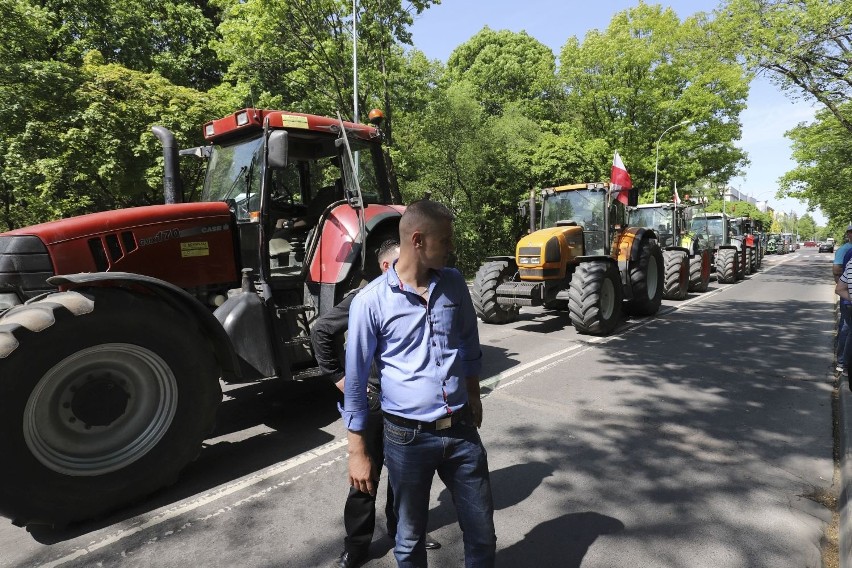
[311,239,440,568]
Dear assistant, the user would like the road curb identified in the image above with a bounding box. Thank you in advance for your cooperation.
[840,371,852,568]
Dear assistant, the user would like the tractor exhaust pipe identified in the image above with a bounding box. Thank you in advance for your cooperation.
[151,126,182,204]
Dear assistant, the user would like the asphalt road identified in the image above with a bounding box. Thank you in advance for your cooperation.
[0,248,838,568]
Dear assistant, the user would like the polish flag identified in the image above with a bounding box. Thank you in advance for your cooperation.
[673,182,680,204]
[611,151,632,205]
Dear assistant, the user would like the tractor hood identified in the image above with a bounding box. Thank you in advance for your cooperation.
[0,202,238,295]
[515,225,584,280]
[2,202,232,245]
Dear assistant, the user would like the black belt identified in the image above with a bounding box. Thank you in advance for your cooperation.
[383,405,470,431]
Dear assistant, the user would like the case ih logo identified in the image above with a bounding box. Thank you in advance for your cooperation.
[138,224,229,247]
[139,229,180,247]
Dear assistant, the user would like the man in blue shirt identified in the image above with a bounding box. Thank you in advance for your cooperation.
[342,200,496,567]
[834,225,852,372]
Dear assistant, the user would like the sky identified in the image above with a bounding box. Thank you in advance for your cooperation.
[408,0,824,224]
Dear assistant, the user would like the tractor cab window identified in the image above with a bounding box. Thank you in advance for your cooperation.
[541,190,604,230]
[202,136,264,222]
[630,208,669,233]
[693,217,723,239]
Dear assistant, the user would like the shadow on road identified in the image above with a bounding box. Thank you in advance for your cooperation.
[497,511,624,567]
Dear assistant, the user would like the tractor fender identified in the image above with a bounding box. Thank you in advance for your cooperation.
[665,245,691,256]
[575,255,617,265]
[308,204,404,285]
[718,245,739,252]
[47,272,241,381]
[482,255,517,267]
[613,227,656,272]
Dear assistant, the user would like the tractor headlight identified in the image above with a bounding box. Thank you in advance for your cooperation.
[519,256,540,265]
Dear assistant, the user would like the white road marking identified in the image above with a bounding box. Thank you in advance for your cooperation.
[36,251,809,567]
[37,439,348,568]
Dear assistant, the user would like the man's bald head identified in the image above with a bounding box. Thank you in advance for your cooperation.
[399,200,454,241]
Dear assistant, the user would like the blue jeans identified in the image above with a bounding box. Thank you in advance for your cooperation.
[383,417,496,568]
[842,302,852,370]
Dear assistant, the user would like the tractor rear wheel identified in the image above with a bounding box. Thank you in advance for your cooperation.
[688,250,711,293]
[568,260,623,335]
[472,260,519,324]
[662,250,689,301]
[716,249,737,283]
[0,288,221,526]
[626,239,664,316]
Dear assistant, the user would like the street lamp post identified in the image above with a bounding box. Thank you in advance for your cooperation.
[653,120,691,203]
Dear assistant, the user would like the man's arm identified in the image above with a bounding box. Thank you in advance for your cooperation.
[310,291,356,392]
[466,375,483,428]
[342,293,379,494]
[454,269,484,425]
[836,279,850,301]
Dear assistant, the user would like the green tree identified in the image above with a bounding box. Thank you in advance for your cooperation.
[0,50,236,231]
[395,83,542,274]
[796,213,818,241]
[779,104,852,227]
[446,27,559,120]
[559,3,750,201]
[717,0,852,135]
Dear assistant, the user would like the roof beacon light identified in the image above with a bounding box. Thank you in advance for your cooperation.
[367,109,385,126]
[236,111,249,126]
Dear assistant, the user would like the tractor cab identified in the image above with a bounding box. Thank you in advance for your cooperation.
[194,109,399,297]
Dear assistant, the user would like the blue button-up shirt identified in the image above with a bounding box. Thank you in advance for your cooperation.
[341,263,482,432]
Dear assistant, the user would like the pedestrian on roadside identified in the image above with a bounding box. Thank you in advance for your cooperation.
[342,199,496,568]
[834,225,852,373]
[311,239,441,568]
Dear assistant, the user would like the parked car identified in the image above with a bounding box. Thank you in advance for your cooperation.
[819,242,835,253]
[804,241,816,247]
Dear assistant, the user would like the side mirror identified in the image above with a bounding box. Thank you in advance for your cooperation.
[267,130,288,170]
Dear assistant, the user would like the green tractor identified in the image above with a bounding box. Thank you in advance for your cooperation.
[628,203,713,300]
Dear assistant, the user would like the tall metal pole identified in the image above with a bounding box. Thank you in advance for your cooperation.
[352,0,358,124]
[653,120,691,204]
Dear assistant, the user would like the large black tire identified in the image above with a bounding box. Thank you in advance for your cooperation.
[662,250,689,301]
[568,260,623,335]
[626,239,664,316]
[716,248,737,283]
[472,260,519,324]
[0,288,222,526]
[688,250,711,293]
[748,248,757,273]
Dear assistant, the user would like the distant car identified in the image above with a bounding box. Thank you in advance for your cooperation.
[804,241,816,247]
[819,242,834,253]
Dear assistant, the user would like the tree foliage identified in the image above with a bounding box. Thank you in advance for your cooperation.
[559,3,750,203]
[717,0,852,134]
[779,103,852,234]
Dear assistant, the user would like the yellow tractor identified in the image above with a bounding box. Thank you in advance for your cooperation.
[472,182,663,335]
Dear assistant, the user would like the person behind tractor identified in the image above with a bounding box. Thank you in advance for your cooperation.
[834,225,852,373]
[310,239,441,568]
[342,199,496,567]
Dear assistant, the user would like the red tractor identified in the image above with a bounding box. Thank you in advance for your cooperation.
[0,108,404,526]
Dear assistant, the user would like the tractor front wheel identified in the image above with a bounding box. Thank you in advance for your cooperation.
[716,249,737,283]
[626,239,664,316]
[568,260,623,335]
[688,250,712,293]
[662,250,689,301]
[472,260,519,324]
[0,288,221,526]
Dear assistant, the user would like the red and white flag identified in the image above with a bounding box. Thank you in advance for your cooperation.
[673,182,680,204]
[611,151,632,205]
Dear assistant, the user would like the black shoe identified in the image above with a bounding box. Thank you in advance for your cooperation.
[332,550,367,568]
[425,534,441,550]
